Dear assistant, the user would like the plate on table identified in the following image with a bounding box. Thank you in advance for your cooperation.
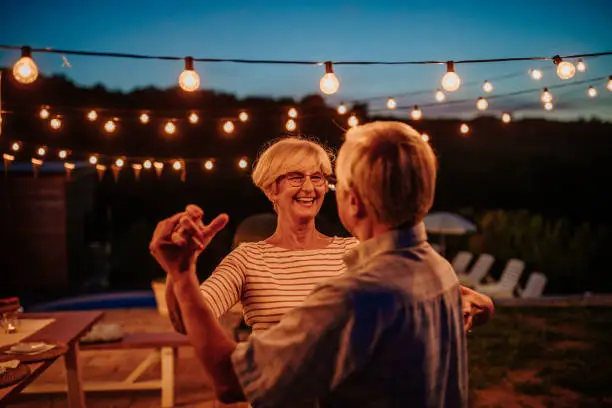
[0,362,30,388]
[0,341,69,363]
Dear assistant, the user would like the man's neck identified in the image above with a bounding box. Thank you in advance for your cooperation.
[353,219,393,242]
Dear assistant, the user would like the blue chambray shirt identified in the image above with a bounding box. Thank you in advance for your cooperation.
[231,222,468,408]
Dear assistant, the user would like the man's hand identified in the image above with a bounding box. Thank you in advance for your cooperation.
[461,286,494,331]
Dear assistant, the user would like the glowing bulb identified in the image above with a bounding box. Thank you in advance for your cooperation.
[544,102,554,111]
[411,105,422,120]
[239,111,249,122]
[87,110,98,121]
[421,133,430,142]
[58,150,68,159]
[530,69,543,80]
[89,155,98,165]
[11,142,21,152]
[104,120,116,133]
[347,114,359,128]
[288,108,298,118]
[12,47,38,84]
[143,160,152,169]
[139,113,150,124]
[188,112,199,124]
[154,162,164,171]
[173,160,182,171]
[64,162,75,170]
[556,60,576,80]
[238,158,248,169]
[178,56,200,92]
[607,76,612,92]
[204,160,214,170]
[483,81,493,93]
[460,123,470,135]
[386,98,397,110]
[223,121,235,134]
[435,89,446,102]
[476,97,488,111]
[37,147,46,156]
[39,108,50,119]
[285,119,297,132]
[587,86,597,98]
[115,158,124,168]
[501,112,512,123]
[576,59,586,72]
[337,104,347,115]
[50,118,62,130]
[541,88,553,104]
[320,62,340,94]
[164,121,177,135]
[441,61,461,92]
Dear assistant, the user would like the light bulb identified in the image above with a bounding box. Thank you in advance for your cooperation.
[541,88,553,104]
[587,86,597,98]
[285,119,297,132]
[483,80,493,93]
[173,160,182,171]
[576,59,586,72]
[223,120,235,134]
[11,142,21,152]
[139,113,150,124]
[178,57,200,92]
[337,104,347,115]
[115,158,124,168]
[421,133,430,142]
[50,118,62,130]
[607,76,612,92]
[239,111,249,122]
[530,69,543,80]
[64,162,75,170]
[386,98,397,110]
[89,155,98,165]
[104,120,116,133]
[143,160,152,169]
[556,60,576,80]
[501,112,512,123]
[154,161,164,171]
[87,110,98,121]
[435,89,446,102]
[476,97,488,111]
[347,114,359,128]
[58,150,68,159]
[188,112,199,124]
[320,62,340,95]
[37,147,47,156]
[40,108,50,119]
[204,160,214,170]
[164,121,176,135]
[441,61,461,92]
[13,47,38,84]
[544,102,554,111]
[460,123,470,135]
[238,158,248,169]
[288,108,298,118]
[411,105,422,120]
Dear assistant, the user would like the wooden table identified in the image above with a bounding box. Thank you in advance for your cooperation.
[0,311,103,408]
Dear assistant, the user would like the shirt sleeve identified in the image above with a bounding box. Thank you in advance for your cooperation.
[200,245,248,318]
[230,278,399,407]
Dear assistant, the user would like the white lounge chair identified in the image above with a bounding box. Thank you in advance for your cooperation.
[451,251,473,275]
[517,272,547,298]
[475,258,525,298]
[457,253,494,288]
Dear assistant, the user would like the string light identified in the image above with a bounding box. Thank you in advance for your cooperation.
[154,161,164,170]
[347,114,359,128]
[115,158,125,168]
[530,69,543,80]
[501,112,512,123]
[58,150,68,159]
[143,159,152,169]
[139,113,150,124]
[386,97,397,110]
[164,121,177,135]
[476,97,488,111]
[204,159,214,170]
[37,146,47,156]
[435,89,446,102]
[12,46,38,84]
[172,160,183,171]
[64,162,75,170]
[50,117,62,130]
[320,61,340,95]
[288,108,298,118]
[410,105,422,120]
[87,110,98,121]
[607,76,612,91]
[223,120,235,134]
[337,103,347,115]
[3,154,15,162]
[544,102,554,111]
[104,120,116,133]
[238,158,248,169]
[188,112,199,124]
[285,119,297,132]
[483,80,493,93]
[587,86,597,98]
[89,155,98,165]
[11,142,21,152]
[460,123,470,135]
[576,59,586,72]
[541,88,553,103]
[239,111,249,122]
[554,56,576,80]
[39,107,50,119]
[441,61,461,92]
[178,56,200,92]
[421,133,430,142]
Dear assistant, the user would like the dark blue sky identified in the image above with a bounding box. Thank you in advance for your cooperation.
[2,0,611,119]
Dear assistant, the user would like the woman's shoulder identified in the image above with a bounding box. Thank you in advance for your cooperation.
[332,236,360,250]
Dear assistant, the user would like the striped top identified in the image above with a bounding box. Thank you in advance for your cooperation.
[200,236,360,332]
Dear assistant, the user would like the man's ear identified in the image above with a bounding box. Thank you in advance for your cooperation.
[347,187,368,220]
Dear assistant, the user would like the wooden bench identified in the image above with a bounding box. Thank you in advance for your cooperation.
[23,331,190,407]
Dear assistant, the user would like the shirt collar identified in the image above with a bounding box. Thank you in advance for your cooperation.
[344,222,428,269]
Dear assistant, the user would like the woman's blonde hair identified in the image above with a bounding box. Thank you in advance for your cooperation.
[252,137,334,200]
[336,121,437,226]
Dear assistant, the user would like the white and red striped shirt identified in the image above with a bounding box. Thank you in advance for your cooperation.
[200,237,359,332]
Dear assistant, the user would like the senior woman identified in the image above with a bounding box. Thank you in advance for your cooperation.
[160,137,493,336]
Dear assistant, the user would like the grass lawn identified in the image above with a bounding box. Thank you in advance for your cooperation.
[469,306,612,408]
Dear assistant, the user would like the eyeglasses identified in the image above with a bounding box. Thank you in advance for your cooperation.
[278,172,328,187]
